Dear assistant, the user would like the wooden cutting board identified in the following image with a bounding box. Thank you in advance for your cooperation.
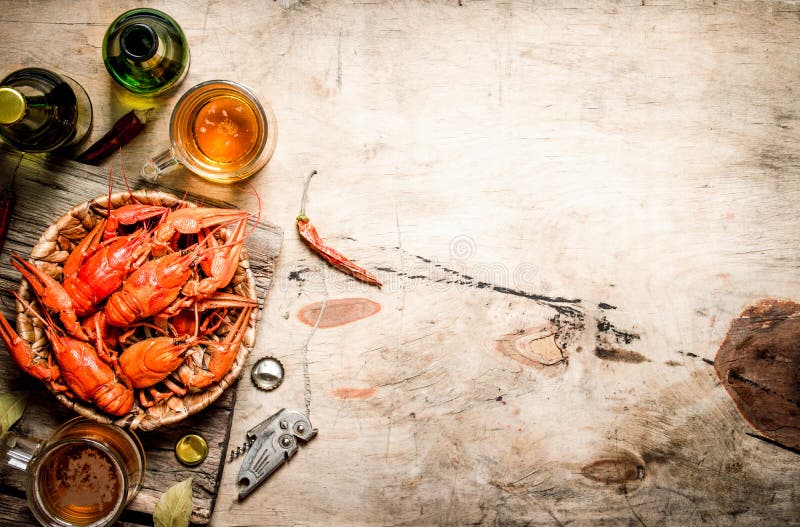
[0,148,282,525]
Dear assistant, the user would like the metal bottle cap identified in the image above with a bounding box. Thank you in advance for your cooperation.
[0,88,26,125]
[175,433,208,466]
[251,356,284,391]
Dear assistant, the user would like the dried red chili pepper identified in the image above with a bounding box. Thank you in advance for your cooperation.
[297,170,382,288]
[74,108,151,165]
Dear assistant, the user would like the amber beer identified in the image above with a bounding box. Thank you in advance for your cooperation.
[142,80,277,184]
[190,94,262,169]
[23,418,145,527]
[35,442,125,524]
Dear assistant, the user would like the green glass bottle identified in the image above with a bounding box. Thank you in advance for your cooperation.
[0,67,93,153]
[103,8,190,96]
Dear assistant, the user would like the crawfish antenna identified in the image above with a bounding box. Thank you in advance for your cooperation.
[119,150,142,204]
[241,181,262,240]
[179,176,192,204]
[12,291,53,331]
[106,165,113,219]
[198,223,236,255]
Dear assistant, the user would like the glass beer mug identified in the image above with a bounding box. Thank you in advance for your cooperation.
[142,80,277,184]
[3,417,145,527]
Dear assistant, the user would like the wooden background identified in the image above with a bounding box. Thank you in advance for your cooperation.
[0,0,799,525]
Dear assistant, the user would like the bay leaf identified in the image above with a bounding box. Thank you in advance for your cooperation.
[0,391,28,438]
[154,477,193,527]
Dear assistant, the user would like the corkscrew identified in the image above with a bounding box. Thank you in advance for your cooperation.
[228,437,255,461]
[230,408,317,501]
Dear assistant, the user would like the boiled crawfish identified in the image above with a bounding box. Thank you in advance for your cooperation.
[11,254,89,341]
[172,306,254,392]
[104,209,253,327]
[103,243,205,328]
[63,221,149,317]
[0,308,64,392]
[119,335,198,389]
[152,206,249,255]
[102,203,168,241]
[0,293,133,416]
[1,193,257,419]
[117,306,253,406]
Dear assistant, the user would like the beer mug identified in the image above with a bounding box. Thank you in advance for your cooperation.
[142,80,277,184]
[3,417,145,527]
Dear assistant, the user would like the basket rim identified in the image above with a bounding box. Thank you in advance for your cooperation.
[16,190,257,431]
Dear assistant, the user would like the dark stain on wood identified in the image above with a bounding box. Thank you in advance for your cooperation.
[594,314,645,363]
[673,350,714,366]
[382,250,585,318]
[746,432,800,456]
[288,267,311,283]
[597,316,640,344]
[758,144,800,173]
[714,298,800,451]
[594,346,649,363]
[496,324,567,368]
[297,297,381,328]
[554,310,585,355]
[374,250,655,365]
[685,352,715,366]
[581,457,646,485]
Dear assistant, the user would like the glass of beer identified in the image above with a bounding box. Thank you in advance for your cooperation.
[3,417,145,527]
[142,79,278,184]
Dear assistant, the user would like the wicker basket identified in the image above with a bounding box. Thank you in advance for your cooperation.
[15,190,257,431]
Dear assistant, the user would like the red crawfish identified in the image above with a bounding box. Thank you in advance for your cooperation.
[173,306,254,392]
[103,244,204,328]
[0,293,133,416]
[11,254,89,341]
[62,221,149,317]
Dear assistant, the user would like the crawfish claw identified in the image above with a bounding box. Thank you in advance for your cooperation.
[11,254,89,341]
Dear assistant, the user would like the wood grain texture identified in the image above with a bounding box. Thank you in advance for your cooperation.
[1,0,799,525]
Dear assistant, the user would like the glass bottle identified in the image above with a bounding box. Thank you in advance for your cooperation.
[0,67,93,153]
[103,8,190,96]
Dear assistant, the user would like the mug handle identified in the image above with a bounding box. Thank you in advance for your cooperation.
[142,146,181,181]
[1,431,44,471]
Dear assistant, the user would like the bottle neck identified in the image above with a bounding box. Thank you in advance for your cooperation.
[120,23,163,67]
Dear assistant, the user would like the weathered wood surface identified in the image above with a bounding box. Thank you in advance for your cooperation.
[0,150,283,525]
[1,0,800,526]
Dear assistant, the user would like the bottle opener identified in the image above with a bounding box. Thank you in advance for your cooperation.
[233,408,317,500]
